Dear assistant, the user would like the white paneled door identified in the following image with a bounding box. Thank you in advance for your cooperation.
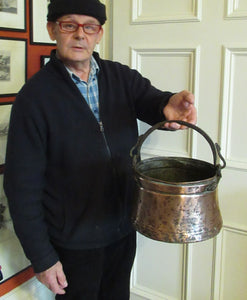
[111,0,247,300]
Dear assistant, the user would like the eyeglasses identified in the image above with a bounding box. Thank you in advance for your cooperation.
[56,21,102,34]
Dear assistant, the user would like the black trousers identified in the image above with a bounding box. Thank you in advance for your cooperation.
[55,231,136,300]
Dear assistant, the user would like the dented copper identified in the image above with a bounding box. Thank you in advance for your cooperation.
[130,120,226,243]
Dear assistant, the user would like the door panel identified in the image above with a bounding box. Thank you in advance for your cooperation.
[111,0,247,299]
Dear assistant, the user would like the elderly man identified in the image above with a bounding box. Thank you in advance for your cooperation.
[4,0,196,299]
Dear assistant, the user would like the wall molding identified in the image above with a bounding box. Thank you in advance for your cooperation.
[131,0,202,24]
[131,285,171,300]
[130,243,190,300]
[222,224,247,234]
[181,244,191,300]
[225,0,247,20]
[220,46,247,171]
[213,225,247,299]
[220,226,247,299]
[131,46,200,158]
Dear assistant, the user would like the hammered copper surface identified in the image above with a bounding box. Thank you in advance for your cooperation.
[132,157,223,243]
[131,120,225,244]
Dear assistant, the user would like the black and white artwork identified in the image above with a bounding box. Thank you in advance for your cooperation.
[0,0,25,31]
[0,104,11,231]
[0,104,30,283]
[0,38,26,97]
[0,51,11,81]
[0,0,17,14]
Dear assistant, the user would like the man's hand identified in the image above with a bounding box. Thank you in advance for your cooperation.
[35,261,68,295]
[163,90,197,129]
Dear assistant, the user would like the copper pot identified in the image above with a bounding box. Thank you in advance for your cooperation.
[130,120,226,243]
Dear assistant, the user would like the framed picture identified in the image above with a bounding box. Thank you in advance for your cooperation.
[0,103,31,287]
[30,0,56,45]
[0,37,27,97]
[0,103,11,229]
[0,0,26,31]
[0,103,11,166]
[40,55,51,68]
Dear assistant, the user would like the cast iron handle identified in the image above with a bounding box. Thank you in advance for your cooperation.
[130,120,226,176]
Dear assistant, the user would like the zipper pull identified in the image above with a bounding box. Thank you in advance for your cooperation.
[99,121,104,133]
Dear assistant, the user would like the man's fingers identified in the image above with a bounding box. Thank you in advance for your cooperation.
[163,122,180,130]
[35,261,68,295]
[47,278,66,295]
[57,269,68,289]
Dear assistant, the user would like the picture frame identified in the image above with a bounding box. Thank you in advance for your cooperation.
[0,37,27,97]
[0,103,12,230]
[30,0,56,45]
[0,103,31,286]
[0,103,11,166]
[0,0,26,31]
[40,55,51,68]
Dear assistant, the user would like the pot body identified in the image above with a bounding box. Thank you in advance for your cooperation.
[133,157,223,243]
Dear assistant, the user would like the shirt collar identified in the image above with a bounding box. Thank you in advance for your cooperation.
[65,56,100,83]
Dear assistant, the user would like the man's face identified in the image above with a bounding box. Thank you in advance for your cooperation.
[47,14,103,67]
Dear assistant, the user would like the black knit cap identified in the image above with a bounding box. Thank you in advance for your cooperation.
[47,0,107,25]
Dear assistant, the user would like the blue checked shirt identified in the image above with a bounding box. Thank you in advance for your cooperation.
[66,56,100,122]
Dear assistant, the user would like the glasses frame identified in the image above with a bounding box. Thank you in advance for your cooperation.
[56,21,102,34]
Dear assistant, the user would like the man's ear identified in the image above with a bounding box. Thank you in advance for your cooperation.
[96,27,104,44]
[47,22,57,41]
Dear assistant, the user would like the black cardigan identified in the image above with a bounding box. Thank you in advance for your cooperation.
[4,50,173,272]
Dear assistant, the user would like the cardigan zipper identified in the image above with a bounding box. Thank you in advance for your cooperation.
[83,83,110,157]
[99,121,119,188]
[99,121,111,158]
[83,85,110,158]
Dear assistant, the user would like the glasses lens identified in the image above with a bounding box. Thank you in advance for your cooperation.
[83,24,100,34]
[61,22,78,32]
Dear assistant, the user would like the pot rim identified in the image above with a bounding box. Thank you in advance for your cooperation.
[134,156,219,186]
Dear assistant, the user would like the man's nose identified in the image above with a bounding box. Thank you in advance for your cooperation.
[74,26,86,38]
